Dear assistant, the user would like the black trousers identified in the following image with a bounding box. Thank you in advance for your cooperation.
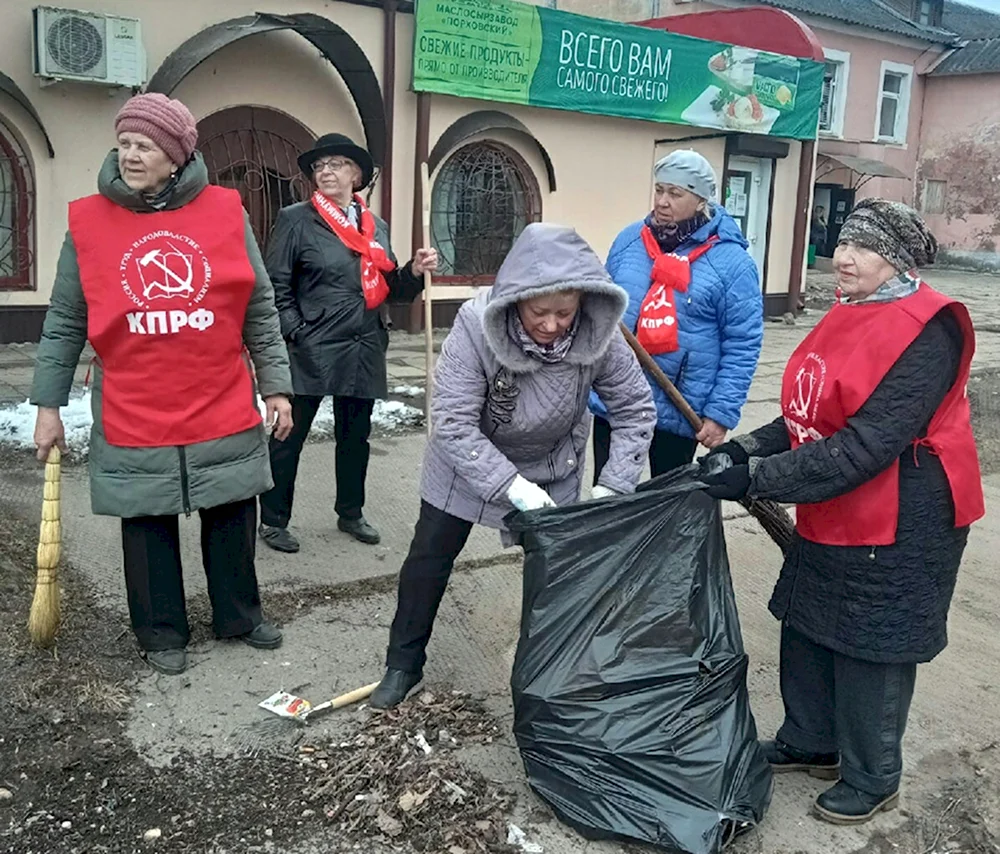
[592,415,698,485]
[259,394,374,527]
[121,498,262,651]
[777,623,917,796]
[386,501,474,673]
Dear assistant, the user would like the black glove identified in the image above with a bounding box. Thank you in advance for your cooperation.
[703,440,749,467]
[700,463,751,501]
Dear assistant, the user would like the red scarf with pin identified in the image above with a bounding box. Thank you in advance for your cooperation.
[636,228,717,355]
[311,191,396,310]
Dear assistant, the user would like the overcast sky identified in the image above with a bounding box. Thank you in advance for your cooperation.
[961,0,1000,12]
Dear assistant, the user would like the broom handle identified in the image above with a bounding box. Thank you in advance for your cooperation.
[618,322,704,433]
[421,162,434,438]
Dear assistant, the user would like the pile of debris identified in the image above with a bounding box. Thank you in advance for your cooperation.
[296,690,520,853]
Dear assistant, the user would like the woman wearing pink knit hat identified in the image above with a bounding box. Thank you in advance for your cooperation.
[29,92,295,676]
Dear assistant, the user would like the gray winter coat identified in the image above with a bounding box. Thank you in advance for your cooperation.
[30,152,292,518]
[420,223,657,530]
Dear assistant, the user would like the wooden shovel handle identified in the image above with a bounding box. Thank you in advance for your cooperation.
[421,161,434,439]
[618,322,704,433]
[328,681,381,710]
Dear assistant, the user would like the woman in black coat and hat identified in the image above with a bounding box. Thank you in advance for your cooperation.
[699,199,984,826]
[259,134,438,551]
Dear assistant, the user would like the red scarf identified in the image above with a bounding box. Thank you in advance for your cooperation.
[636,227,717,355]
[311,191,396,310]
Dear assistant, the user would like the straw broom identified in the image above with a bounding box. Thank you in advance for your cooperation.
[619,323,795,555]
[28,446,62,648]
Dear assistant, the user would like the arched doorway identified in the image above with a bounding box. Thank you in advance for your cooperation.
[197,106,315,251]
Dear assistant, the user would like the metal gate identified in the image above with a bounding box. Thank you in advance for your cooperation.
[197,106,315,251]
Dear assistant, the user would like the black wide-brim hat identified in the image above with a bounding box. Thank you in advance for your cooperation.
[297,133,375,189]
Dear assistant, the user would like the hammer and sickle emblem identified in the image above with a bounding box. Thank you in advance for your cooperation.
[137,241,195,300]
[789,364,818,421]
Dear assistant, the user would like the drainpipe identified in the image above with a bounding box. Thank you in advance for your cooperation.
[380,0,397,223]
[787,137,816,316]
[408,91,432,333]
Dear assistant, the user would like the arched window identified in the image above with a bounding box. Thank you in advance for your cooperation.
[0,123,34,290]
[197,106,315,252]
[431,141,541,282]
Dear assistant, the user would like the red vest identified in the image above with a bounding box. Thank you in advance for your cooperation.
[780,284,984,546]
[69,186,262,447]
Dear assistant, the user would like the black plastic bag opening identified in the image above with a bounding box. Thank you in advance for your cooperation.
[507,469,773,853]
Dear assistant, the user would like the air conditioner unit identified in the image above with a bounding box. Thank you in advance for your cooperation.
[32,6,146,87]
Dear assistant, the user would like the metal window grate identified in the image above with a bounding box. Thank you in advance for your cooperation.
[197,107,315,251]
[0,126,34,290]
[431,142,541,280]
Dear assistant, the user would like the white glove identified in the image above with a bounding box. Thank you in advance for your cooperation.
[590,485,617,501]
[507,475,557,512]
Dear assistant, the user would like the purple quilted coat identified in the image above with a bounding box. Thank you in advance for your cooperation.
[419,223,656,530]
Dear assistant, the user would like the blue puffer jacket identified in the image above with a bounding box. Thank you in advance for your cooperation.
[591,205,763,438]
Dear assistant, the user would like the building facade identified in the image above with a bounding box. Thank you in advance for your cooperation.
[668,0,1000,267]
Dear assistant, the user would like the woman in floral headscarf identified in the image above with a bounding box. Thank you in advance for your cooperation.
[699,199,984,825]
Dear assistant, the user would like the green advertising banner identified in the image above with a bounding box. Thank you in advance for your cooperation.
[413,0,824,139]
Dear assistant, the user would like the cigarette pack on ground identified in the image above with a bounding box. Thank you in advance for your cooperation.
[259,690,312,720]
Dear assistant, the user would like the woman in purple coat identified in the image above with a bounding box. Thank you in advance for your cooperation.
[371,223,658,708]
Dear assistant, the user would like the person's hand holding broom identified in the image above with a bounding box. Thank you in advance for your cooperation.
[34,406,67,461]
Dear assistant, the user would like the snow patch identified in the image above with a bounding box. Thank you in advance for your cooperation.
[0,393,94,454]
[0,391,424,455]
[389,385,424,398]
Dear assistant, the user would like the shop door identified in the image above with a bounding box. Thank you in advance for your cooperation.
[197,106,315,252]
[724,157,771,282]
[827,187,856,250]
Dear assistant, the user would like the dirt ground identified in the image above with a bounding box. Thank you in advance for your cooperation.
[0,496,521,854]
[3,464,999,854]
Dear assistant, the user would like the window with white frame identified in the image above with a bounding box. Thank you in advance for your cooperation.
[818,49,850,137]
[875,61,913,144]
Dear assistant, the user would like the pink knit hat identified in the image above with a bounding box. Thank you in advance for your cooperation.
[114,93,198,167]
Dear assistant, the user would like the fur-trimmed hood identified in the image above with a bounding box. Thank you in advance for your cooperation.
[482,223,628,373]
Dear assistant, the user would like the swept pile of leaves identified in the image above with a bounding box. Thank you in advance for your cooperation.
[297,690,518,853]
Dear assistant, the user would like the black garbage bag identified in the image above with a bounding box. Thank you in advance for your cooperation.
[507,469,773,853]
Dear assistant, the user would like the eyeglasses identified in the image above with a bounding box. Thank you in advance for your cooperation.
[313,157,353,174]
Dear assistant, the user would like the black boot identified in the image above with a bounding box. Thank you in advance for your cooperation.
[259,524,300,553]
[370,668,423,709]
[338,516,381,545]
[761,739,840,780]
[815,781,899,825]
[145,648,187,675]
[241,621,283,650]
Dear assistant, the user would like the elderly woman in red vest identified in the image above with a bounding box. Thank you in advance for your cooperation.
[699,199,984,825]
[30,94,294,676]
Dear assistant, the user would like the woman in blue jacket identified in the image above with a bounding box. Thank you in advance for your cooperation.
[591,150,763,480]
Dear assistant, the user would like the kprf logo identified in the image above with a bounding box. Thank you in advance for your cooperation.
[784,352,826,443]
[119,230,214,334]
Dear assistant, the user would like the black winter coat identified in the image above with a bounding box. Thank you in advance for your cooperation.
[266,201,423,399]
[740,309,970,665]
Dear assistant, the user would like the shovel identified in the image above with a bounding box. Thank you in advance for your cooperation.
[259,681,380,725]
